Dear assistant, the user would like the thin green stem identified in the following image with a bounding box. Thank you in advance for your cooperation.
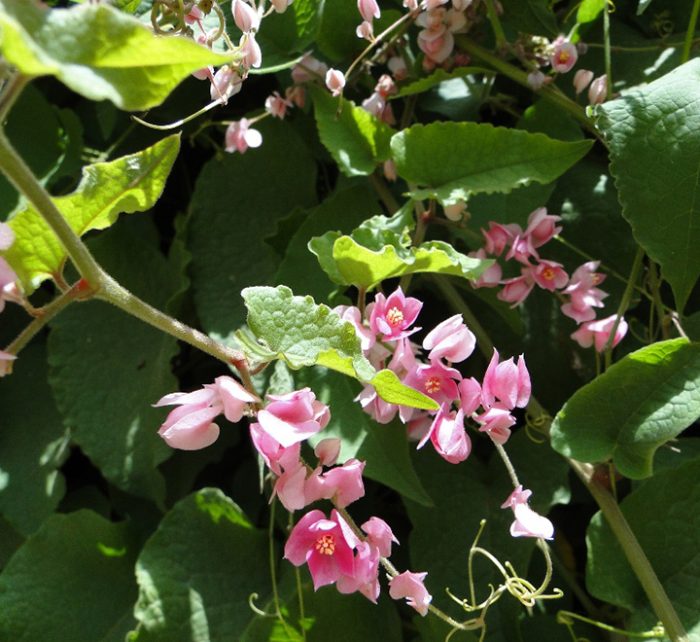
[484,0,507,48]
[557,610,666,638]
[682,0,700,62]
[493,442,520,488]
[398,200,430,292]
[603,5,613,99]
[4,284,81,358]
[0,131,103,288]
[587,38,700,52]
[603,247,644,368]
[569,460,689,642]
[0,73,28,126]
[455,37,600,139]
[369,172,400,213]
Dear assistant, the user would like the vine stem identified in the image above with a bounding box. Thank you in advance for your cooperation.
[682,0,700,63]
[569,461,689,642]
[0,123,250,380]
[603,4,613,99]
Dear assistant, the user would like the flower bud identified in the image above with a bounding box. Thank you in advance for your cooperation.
[573,68,594,94]
[357,0,380,23]
[232,0,260,32]
[588,74,607,105]
[325,68,346,96]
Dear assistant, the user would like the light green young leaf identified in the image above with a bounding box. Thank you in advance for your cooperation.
[390,121,593,205]
[371,370,439,411]
[130,489,270,641]
[586,458,700,637]
[314,235,490,291]
[3,134,179,294]
[595,59,700,311]
[551,339,700,479]
[0,510,138,642]
[0,1,234,110]
[241,285,363,369]
[577,0,607,23]
[312,86,395,177]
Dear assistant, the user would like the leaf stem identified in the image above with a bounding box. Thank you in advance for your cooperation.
[569,460,689,642]
[484,0,507,49]
[603,5,613,99]
[603,246,644,368]
[0,73,28,126]
[682,0,700,62]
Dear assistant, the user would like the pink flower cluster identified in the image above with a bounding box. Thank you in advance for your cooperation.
[471,208,627,352]
[416,3,468,68]
[336,287,532,462]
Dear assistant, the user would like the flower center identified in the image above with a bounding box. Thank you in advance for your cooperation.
[542,267,555,281]
[386,307,404,327]
[425,376,442,394]
[558,51,570,63]
[591,274,602,285]
[315,534,336,556]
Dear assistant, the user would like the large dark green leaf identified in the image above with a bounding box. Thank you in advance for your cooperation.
[596,59,700,310]
[0,510,138,642]
[551,339,700,479]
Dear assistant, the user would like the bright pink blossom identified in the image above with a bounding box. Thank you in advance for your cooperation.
[225,118,263,154]
[403,362,461,408]
[423,313,476,363]
[524,207,562,248]
[532,260,569,291]
[571,314,628,352]
[470,249,502,288]
[419,407,471,464]
[357,0,380,22]
[215,376,259,422]
[482,222,517,256]
[389,571,432,616]
[475,407,516,444]
[362,516,398,557]
[273,461,313,511]
[325,68,346,96]
[356,384,398,424]
[369,287,422,340]
[307,458,366,508]
[481,349,531,410]
[497,273,534,307]
[284,509,359,590]
[458,377,482,416]
[257,388,330,447]
[249,423,301,475]
[337,541,381,602]
[550,37,578,73]
[501,486,554,540]
[155,387,223,450]
[561,261,607,323]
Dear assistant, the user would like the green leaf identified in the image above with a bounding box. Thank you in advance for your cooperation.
[48,219,185,503]
[312,87,395,177]
[390,122,593,205]
[242,285,363,369]
[316,235,490,291]
[551,339,700,479]
[0,510,138,642]
[586,458,700,636]
[577,0,607,23]
[370,369,439,411]
[395,66,494,98]
[189,118,317,343]
[256,0,320,55]
[0,1,234,110]
[499,0,558,37]
[596,59,700,310]
[3,134,179,294]
[299,368,433,506]
[0,344,69,536]
[130,488,270,641]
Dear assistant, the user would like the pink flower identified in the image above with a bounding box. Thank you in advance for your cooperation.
[561,261,607,323]
[417,28,454,64]
[469,248,502,288]
[501,486,554,540]
[369,287,422,340]
[284,509,360,590]
[232,0,260,32]
[375,74,397,98]
[257,388,330,447]
[273,461,314,511]
[270,0,292,12]
[250,423,301,475]
[0,350,16,377]
[357,0,380,23]
[550,37,578,73]
[419,407,471,464]
[308,458,366,508]
[443,201,466,221]
[497,272,534,307]
[403,362,461,408]
[325,68,346,96]
[265,91,293,119]
[337,541,381,602]
[154,387,223,450]
[315,438,342,466]
[389,571,432,616]
[458,376,482,416]
[356,384,398,424]
[185,5,203,23]
[0,222,14,250]
[588,74,607,105]
[239,32,262,68]
[333,305,375,352]
[571,314,628,352]
[209,67,243,103]
[481,349,531,410]
[225,118,263,154]
[573,68,594,94]
[362,516,398,557]
[356,19,374,39]
[475,406,516,444]
[214,375,259,422]
[524,207,562,249]
[532,260,569,291]
[423,314,476,363]
[291,54,328,83]
[482,222,518,256]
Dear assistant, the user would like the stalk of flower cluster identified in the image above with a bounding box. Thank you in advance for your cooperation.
[0,93,250,378]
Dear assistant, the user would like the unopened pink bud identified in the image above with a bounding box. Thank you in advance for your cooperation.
[388,56,408,80]
[325,68,346,96]
[588,74,607,105]
[443,201,466,221]
[383,159,397,182]
[573,68,594,95]
[232,0,260,32]
[270,0,292,12]
[356,20,374,39]
[357,0,380,22]
[314,438,342,466]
